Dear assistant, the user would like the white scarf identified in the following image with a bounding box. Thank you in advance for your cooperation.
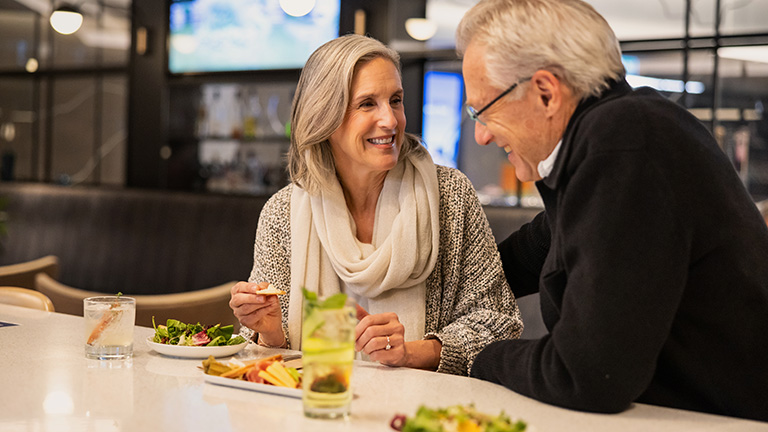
[288,152,440,349]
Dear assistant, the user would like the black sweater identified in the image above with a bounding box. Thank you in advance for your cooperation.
[471,79,768,423]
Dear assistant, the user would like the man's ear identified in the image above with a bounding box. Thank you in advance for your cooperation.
[530,70,563,118]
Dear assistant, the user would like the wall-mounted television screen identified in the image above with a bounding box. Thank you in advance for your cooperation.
[168,0,341,74]
[422,71,464,168]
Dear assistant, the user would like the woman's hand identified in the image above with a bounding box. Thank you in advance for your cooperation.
[355,304,443,370]
[229,281,284,346]
[355,304,407,366]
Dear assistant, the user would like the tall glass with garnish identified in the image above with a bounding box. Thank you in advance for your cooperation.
[301,289,356,419]
[84,296,136,360]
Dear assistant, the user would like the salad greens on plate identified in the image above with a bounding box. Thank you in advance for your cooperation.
[151,317,246,347]
[390,405,527,432]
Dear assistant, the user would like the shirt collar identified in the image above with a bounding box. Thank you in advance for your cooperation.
[537,140,562,179]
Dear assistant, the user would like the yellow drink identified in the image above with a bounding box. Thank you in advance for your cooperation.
[301,300,355,419]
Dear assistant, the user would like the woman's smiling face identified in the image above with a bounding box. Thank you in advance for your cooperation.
[329,57,406,181]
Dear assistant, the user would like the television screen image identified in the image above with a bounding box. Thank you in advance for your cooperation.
[422,71,464,168]
[169,0,340,74]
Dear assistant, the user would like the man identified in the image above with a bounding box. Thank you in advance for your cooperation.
[458,0,768,422]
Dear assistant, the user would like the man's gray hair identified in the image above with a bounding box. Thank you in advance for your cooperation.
[288,34,426,194]
[456,0,625,100]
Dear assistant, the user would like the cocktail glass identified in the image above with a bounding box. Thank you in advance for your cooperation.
[301,294,356,419]
[84,296,136,360]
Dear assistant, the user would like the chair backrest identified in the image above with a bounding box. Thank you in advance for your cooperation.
[0,286,55,311]
[133,281,238,329]
[0,255,59,290]
[35,273,238,329]
[34,272,95,317]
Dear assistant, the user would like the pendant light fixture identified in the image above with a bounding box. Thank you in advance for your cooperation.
[50,4,84,35]
[405,18,437,41]
[279,0,316,17]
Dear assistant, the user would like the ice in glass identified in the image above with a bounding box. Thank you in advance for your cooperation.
[83,296,136,360]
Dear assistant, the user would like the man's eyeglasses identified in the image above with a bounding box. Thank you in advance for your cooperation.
[466,77,531,126]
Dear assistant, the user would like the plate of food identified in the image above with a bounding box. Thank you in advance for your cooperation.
[201,354,302,399]
[147,318,249,359]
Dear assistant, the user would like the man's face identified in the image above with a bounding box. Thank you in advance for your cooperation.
[462,42,551,182]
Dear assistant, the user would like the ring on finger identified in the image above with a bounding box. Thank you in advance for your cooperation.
[385,335,391,351]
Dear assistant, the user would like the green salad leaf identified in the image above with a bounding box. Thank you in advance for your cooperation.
[227,335,246,345]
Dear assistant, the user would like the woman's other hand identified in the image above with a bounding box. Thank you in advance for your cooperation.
[229,281,284,345]
[355,304,407,366]
[355,304,442,370]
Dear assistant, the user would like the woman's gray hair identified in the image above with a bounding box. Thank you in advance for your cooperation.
[456,0,625,100]
[288,34,427,194]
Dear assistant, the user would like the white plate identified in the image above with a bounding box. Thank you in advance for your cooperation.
[203,373,302,399]
[146,337,248,359]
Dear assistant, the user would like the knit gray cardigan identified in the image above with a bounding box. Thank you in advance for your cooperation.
[241,165,523,375]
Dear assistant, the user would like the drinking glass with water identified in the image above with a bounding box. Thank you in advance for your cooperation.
[84,296,136,360]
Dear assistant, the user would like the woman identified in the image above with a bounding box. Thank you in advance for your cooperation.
[229,34,521,376]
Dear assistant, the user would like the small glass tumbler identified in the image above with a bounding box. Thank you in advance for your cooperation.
[301,296,356,419]
[83,296,136,360]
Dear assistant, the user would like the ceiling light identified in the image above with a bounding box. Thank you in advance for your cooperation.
[279,0,316,17]
[405,18,437,41]
[25,58,39,73]
[50,4,83,35]
[718,46,768,65]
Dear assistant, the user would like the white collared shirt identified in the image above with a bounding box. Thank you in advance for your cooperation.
[537,140,563,179]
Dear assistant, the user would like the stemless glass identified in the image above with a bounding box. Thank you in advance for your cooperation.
[301,294,356,419]
[83,296,136,360]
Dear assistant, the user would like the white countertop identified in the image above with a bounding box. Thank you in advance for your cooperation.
[1,303,766,432]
